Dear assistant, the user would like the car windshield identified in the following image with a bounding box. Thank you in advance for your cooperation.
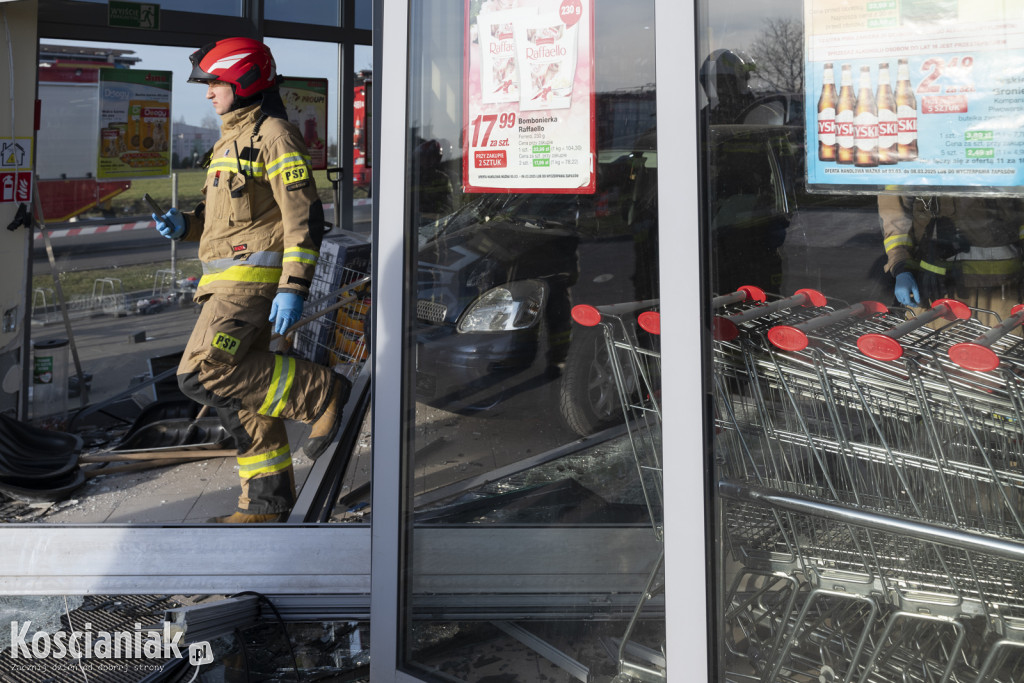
[418,194,518,245]
[418,192,584,245]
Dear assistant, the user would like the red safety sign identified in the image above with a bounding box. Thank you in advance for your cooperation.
[0,172,32,203]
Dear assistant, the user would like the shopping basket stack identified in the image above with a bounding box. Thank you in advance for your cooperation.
[714,285,1024,682]
[572,299,664,682]
[285,266,371,380]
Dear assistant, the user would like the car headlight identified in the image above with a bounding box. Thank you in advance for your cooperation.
[457,280,547,333]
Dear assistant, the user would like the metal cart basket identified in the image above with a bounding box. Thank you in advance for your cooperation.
[713,286,1024,682]
[572,299,664,682]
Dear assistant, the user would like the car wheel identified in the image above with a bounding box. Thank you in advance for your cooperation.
[559,327,626,436]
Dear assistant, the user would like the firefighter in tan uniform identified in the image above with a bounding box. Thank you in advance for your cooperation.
[879,194,1024,324]
[152,38,349,523]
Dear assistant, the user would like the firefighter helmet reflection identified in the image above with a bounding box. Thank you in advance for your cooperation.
[699,48,755,112]
[188,37,278,98]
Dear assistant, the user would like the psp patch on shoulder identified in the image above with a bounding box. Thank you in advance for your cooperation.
[286,179,310,192]
[211,332,241,355]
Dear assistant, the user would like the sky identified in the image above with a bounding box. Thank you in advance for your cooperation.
[48,38,374,136]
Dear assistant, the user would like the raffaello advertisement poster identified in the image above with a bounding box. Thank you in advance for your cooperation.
[464,0,596,193]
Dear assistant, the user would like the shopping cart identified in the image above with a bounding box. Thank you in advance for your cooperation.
[713,287,1024,682]
[571,299,664,682]
[278,266,372,380]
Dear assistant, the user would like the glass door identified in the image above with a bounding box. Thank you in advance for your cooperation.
[404,0,665,677]
[367,0,718,679]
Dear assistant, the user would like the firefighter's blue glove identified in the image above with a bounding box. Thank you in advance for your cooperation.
[894,271,921,307]
[270,291,304,335]
[152,209,186,240]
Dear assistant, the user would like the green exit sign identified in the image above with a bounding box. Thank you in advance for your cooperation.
[109,1,160,30]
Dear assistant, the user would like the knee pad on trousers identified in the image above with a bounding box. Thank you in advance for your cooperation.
[177,372,253,453]
[178,371,215,405]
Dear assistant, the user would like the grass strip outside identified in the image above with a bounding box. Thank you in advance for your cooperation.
[33,260,204,300]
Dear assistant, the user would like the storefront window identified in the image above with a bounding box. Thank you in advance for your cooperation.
[72,0,244,16]
[706,0,1024,679]
[265,0,340,26]
[402,0,664,679]
[354,0,372,30]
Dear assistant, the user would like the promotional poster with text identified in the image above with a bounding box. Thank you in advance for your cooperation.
[97,69,172,179]
[280,78,329,171]
[805,0,1024,192]
[463,0,596,193]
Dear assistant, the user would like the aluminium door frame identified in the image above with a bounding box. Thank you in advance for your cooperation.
[368,0,708,679]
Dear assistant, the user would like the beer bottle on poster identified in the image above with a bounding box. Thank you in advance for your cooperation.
[817,62,839,161]
[876,62,898,164]
[854,65,879,167]
[836,64,856,164]
[896,57,918,161]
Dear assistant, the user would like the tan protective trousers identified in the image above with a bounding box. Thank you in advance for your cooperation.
[177,293,337,514]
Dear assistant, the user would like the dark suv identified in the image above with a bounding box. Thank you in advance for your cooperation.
[414,123,797,436]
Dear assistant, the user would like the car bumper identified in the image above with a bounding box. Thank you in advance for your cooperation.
[415,324,539,405]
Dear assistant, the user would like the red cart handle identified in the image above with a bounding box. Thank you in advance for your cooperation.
[857,298,970,361]
[638,311,660,335]
[713,288,827,342]
[571,299,659,327]
[948,303,1024,371]
[712,285,767,310]
[768,301,887,352]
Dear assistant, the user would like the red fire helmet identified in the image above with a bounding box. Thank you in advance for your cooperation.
[188,37,278,98]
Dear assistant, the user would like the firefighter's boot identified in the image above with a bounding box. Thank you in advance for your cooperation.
[207,511,288,523]
[301,378,351,461]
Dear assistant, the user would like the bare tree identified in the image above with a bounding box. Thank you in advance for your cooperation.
[748,18,805,93]
[201,113,220,130]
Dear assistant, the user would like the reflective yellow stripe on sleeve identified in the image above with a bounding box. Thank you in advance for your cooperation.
[919,260,947,275]
[283,247,319,266]
[884,234,914,253]
[237,445,292,478]
[258,355,296,417]
[266,152,312,180]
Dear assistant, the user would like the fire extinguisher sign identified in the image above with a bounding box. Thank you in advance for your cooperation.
[0,137,33,204]
[803,0,1024,193]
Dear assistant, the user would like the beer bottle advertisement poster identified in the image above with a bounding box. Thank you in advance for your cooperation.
[280,77,329,171]
[97,69,172,179]
[462,0,597,194]
[804,0,1024,192]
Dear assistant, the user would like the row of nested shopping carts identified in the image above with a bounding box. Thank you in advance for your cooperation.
[714,285,1024,682]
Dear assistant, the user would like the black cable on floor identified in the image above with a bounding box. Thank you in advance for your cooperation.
[230,590,302,682]
[234,626,252,683]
